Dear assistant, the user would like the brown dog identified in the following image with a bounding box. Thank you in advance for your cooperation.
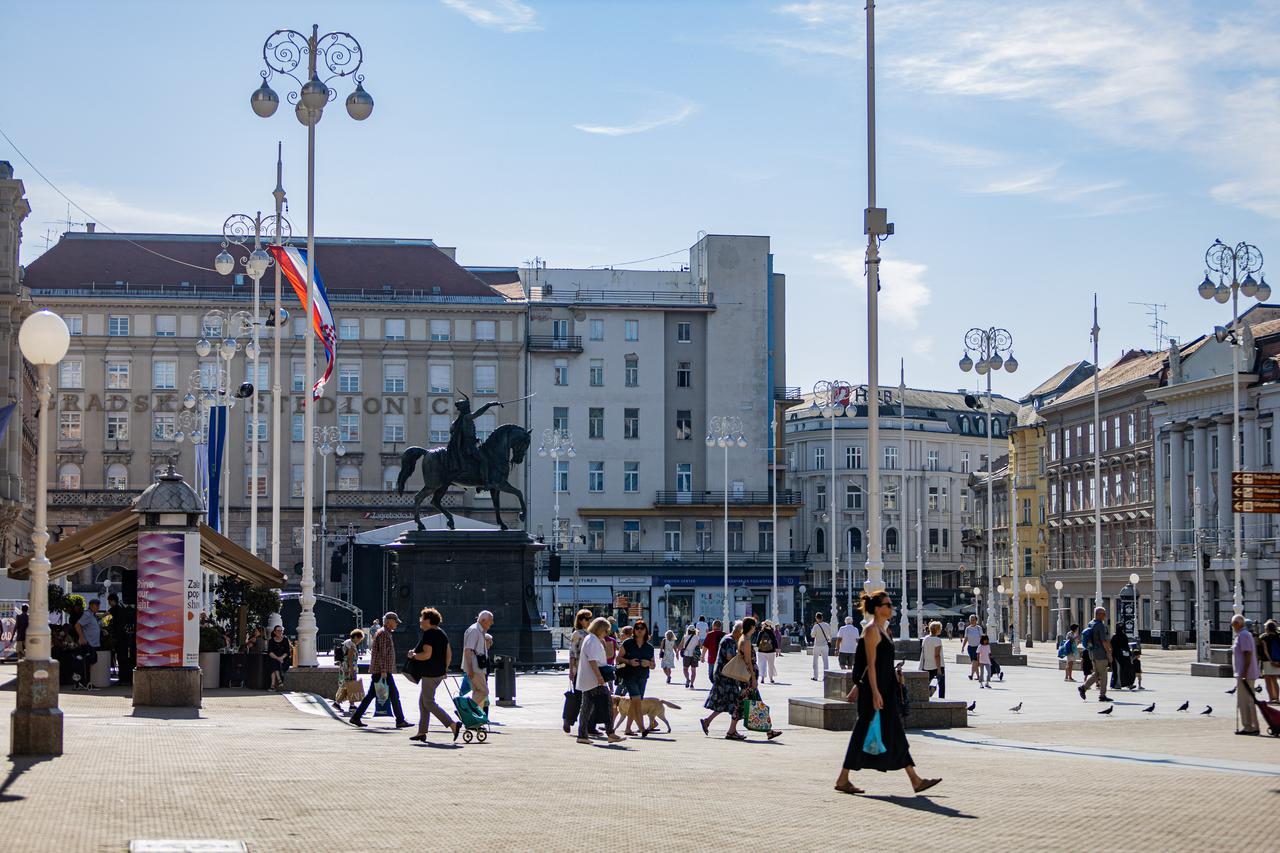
[611,695,682,734]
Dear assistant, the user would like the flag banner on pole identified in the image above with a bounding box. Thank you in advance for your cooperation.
[268,244,337,399]
[195,439,209,508]
[0,403,14,445]
[207,406,227,534]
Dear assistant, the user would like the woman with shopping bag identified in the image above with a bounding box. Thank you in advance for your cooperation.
[835,590,941,796]
[700,617,782,742]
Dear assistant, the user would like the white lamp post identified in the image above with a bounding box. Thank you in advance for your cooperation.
[12,309,70,756]
[1025,581,1035,643]
[996,584,1006,641]
[537,427,576,552]
[798,584,807,633]
[1128,571,1141,634]
[972,586,981,629]
[707,415,747,625]
[251,24,373,668]
[1054,579,1064,642]
[810,382,848,624]
[314,424,346,591]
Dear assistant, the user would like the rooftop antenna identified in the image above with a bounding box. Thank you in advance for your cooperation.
[1129,301,1167,351]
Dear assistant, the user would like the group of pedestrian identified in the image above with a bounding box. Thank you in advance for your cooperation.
[699,616,783,742]
[1234,614,1280,735]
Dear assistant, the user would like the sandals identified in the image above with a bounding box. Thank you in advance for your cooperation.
[700,718,711,736]
[767,730,783,740]
[834,783,864,795]
[912,778,942,795]
[724,732,747,741]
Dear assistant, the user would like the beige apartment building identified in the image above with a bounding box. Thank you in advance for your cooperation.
[0,163,35,583]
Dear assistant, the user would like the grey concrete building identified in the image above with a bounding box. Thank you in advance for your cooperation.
[0,162,34,585]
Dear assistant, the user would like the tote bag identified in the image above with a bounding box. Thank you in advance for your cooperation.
[862,710,886,755]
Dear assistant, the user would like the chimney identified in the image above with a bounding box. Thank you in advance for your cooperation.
[86,222,96,233]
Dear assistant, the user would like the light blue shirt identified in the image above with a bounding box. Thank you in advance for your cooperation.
[77,610,101,648]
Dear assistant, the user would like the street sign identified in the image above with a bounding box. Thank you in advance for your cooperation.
[1233,499,1280,514]
[1232,471,1280,486]
[1232,487,1280,501]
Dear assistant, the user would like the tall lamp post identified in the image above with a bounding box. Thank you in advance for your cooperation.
[1054,579,1064,643]
[214,209,291,559]
[194,309,254,536]
[798,584,807,635]
[313,424,346,592]
[537,427,576,551]
[959,326,1018,635]
[1197,239,1268,617]
[707,415,748,625]
[1024,581,1035,644]
[811,381,849,624]
[250,24,374,667]
[12,309,71,756]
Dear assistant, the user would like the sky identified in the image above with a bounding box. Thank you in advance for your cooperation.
[5,0,1280,399]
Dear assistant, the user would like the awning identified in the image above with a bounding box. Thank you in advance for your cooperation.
[8,509,284,588]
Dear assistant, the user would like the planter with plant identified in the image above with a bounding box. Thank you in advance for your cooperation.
[199,623,225,689]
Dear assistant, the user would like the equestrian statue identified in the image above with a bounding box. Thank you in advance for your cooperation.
[395,391,531,531]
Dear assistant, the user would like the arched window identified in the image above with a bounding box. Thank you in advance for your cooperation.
[383,465,400,491]
[992,418,1003,437]
[959,417,970,434]
[885,526,899,554]
[105,464,128,491]
[847,527,862,553]
[814,527,826,555]
[57,463,81,490]
[976,417,986,436]
[337,464,360,492]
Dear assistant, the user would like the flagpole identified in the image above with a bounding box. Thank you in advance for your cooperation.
[297,30,319,668]
[270,144,285,574]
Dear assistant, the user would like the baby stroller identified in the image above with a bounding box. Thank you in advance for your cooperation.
[1256,696,1280,737]
[989,655,1004,682]
[447,675,491,743]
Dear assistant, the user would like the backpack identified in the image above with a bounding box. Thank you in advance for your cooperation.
[1080,625,1093,651]
[758,631,775,653]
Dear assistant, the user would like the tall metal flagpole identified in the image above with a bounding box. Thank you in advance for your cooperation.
[297,39,320,667]
[771,415,779,626]
[270,145,286,573]
[863,0,889,594]
[899,360,908,635]
[1092,295,1103,612]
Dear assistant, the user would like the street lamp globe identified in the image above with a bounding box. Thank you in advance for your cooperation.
[300,73,330,110]
[973,586,981,597]
[214,250,235,276]
[975,359,990,375]
[1214,282,1231,304]
[1054,580,1063,591]
[958,353,973,372]
[220,338,238,361]
[1241,272,1259,297]
[195,338,212,358]
[1005,353,1019,373]
[988,353,1004,371]
[997,584,1005,595]
[1129,572,1140,585]
[295,101,321,127]
[18,310,71,365]
[245,340,260,360]
[536,447,548,458]
[336,444,347,457]
[246,249,272,280]
[183,393,196,410]
[250,79,280,118]
[345,80,374,121]
[1257,275,1272,300]
[1025,582,1034,595]
[1198,273,1216,300]
[736,435,748,448]
[704,433,715,447]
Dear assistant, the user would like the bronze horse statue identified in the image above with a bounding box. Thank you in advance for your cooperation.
[395,423,531,531]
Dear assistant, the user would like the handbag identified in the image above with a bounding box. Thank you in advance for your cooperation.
[402,652,422,685]
[721,654,752,683]
[742,695,773,732]
[373,676,389,705]
[862,710,886,755]
[598,664,616,683]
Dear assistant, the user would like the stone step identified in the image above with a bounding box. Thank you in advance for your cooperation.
[824,667,938,702]
[788,695,969,731]
[1190,662,1233,678]
[954,653,1028,666]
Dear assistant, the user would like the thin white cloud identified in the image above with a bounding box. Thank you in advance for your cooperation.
[440,0,541,33]
[814,250,932,330]
[21,182,209,262]
[574,101,699,137]
[978,166,1060,197]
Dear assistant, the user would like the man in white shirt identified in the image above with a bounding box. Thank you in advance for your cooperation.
[810,613,832,681]
[694,616,709,643]
[835,616,861,671]
[962,615,984,681]
[462,610,494,710]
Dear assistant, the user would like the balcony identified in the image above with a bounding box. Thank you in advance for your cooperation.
[654,489,803,506]
[49,489,138,508]
[529,286,712,307]
[774,386,801,402]
[570,548,809,566]
[527,335,583,353]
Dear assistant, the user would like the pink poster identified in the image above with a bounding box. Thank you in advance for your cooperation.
[136,532,187,667]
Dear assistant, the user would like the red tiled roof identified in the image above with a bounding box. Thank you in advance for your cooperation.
[1044,349,1166,409]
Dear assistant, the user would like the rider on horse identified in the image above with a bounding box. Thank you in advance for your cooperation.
[447,392,503,484]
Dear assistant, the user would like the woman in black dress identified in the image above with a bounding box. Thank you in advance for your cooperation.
[266,625,291,691]
[835,590,940,796]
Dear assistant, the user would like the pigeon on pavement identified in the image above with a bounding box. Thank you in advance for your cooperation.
[1200,706,1213,716]
[1098,705,1114,715]
[1009,702,1022,713]
[1226,685,1238,695]
[1176,701,1189,712]
[967,701,976,712]
[1142,703,1155,713]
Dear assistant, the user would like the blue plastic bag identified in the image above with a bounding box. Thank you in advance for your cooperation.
[862,710,886,755]
[459,673,472,696]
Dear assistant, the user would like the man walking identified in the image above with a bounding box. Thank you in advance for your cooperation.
[106,593,134,684]
[350,612,410,729]
[71,600,102,690]
[1232,614,1261,735]
[835,616,860,671]
[810,612,832,681]
[694,615,709,644]
[1078,607,1113,702]
[702,619,725,685]
[463,610,494,710]
[963,615,983,681]
[14,604,28,661]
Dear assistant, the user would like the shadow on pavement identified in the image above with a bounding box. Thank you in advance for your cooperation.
[862,795,976,819]
[0,755,54,803]
[129,707,201,721]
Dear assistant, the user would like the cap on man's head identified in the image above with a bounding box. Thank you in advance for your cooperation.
[383,611,400,623]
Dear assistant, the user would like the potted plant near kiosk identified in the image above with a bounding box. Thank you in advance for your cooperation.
[199,622,226,689]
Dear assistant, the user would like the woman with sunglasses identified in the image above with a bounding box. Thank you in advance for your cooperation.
[835,590,940,796]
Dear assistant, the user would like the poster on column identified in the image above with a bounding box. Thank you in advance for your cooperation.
[136,531,202,667]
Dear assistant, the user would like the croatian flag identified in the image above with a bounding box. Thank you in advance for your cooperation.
[269,244,337,399]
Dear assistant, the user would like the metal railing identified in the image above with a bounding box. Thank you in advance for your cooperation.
[49,489,138,507]
[31,285,510,306]
[653,489,802,505]
[527,335,583,351]
[774,386,801,401]
[572,548,809,566]
[529,286,712,306]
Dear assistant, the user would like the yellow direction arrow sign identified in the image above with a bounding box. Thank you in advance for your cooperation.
[1232,486,1280,500]
[1232,471,1280,487]
[1233,499,1280,513]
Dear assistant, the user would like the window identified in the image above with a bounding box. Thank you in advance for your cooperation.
[57,462,81,489]
[962,491,971,513]
[588,319,604,341]
[151,413,175,441]
[676,463,692,494]
[474,364,497,395]
[554,460,569,493]
[663,520,682,552]
[928,486,940,511]
[338,363,361,393]
[848,527,862,552]
[589,359,604,386]
[155,315,177,337]
[291,359,305,393]
[929,527,940,553]
[588,461,604,492]
[429,364,452,394]
[430,414,449,444]
[927,450,939,471]
[624,461,639,493]
[1050,433,1059,461]
[384,414,405,443]
[624,356,638,387]
[339,318,360,340]
[883,487,897,511]
[203,315,224,338]
[551,319,568,341]
[106,360,130,389]
[553,407,569,431]
[1087,423,1095,453]
[106,414,129,441]
[885,527,899,554]
[1022,497,1031,525]
[676,362,692,388]
[291,464,304,497]
[553,359,568,386]
[1114,416,1122,448]
[815,446,826,470]
[1127,413,1136,444]
[106,463,129,490]
[845,483,862,510]
[884,446,898,470]
[589,407,604,439]
[337,465,360,492]
[59,411,82,441]
[816,482,826,510]
[959,417,971,435]
[338,413,360,443]
[728,520,744,552]
[675,410,691,441]
[385,318,406,341]
[1265,426,1274,466]
[384,363,406,394]
[623,520,641,552]
[588,519,605,551]
[749,519,770,553]
[624,319,639,341]
[65,315,83,336]
[1039,496,1046,524]
[939,486,949,511]
[108,315,130,336]
[624,409,639,439]
[245,476,268,498]
[474,320,496,341]
[475,414,495,441]
[676,321,692,343]
[243,359,269,389]
[292,413,304,442]
[291,317,305,340]
[430,319,451,341]
[695,520,712,551]
[961,451,970,473]
[59,359,83,388]
[815,527,826,555]
[846,446,862,469]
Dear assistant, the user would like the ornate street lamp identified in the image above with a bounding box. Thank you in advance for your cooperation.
[314,424,346,590]
[707,415,748,624]
[811,381,850,627]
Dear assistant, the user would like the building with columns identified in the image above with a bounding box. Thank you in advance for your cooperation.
[0,162,34,583]
[1149,307,1280,638]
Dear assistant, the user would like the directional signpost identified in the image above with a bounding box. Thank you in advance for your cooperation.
[1231,471,1280,513]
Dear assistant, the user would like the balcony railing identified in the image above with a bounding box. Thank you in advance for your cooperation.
[49,489,138,507]
[774,386,801,401]
[654,489,803,506]
[529,286,712,306]
[570,549,809,566]
[527,335,583,352]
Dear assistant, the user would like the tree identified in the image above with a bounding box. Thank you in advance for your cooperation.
[212,577,280,646]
